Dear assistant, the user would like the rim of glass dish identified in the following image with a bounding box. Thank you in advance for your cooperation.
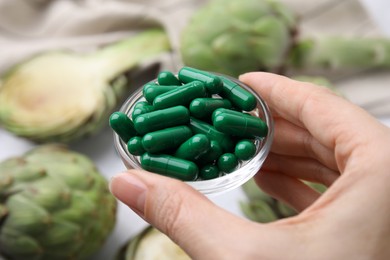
[113,75,274,196]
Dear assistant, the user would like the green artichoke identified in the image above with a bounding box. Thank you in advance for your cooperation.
[116,227,190,260]
[240,178,326,223]
[0,29,170,143]
[181,0,297,76]
[0,145,117,259]
[181,0,390,77]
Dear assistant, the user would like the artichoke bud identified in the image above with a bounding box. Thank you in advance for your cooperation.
[0,228,43,259]
[54,193,97,224]
[0,145,117,259]
[38,220,82,249]
[180,0,298,76]
[5,195,51,234]
[23,180,71,211]
[11,167,47,183]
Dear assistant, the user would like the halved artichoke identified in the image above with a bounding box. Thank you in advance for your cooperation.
[0,29,170,143]
[116,227,190,260]
[0,144,117,260]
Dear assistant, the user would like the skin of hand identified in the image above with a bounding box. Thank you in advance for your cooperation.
[110,72,390,260]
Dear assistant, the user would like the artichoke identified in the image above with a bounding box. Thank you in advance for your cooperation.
[0,29,170,143]
[240,178,326,223]
[116,227,190,260]
[181,0,390,77]
[0,145,117,259]
[181,0,297,76]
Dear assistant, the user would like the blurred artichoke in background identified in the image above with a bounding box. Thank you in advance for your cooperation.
[181,0,390,77]
[116,227,190,260]
[0,29,170,143]
[0,145,117,259]
[240,178,326,223]
[181,0,297,76]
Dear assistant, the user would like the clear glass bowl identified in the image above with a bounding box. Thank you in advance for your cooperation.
[113,75,274,196]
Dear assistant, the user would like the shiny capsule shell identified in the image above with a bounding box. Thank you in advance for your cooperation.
[157,71,182,86]
[212,108,251,123]
[132,101,154,120]
[189,117,234,152]
[174,134,210,161]
[109,112,137,143]
[141,153,198,181]
[200,164,220,180]
[178,66,223,94]
[220,76,257,111]
[142,126,193,153]
[235,139,257,160]
[213,111,268,138]
[143,83,179,103]
[189,98,232,119]
[134,106,190,135]
[153,81,207,110]
[127,136,145,156]
[217,153,238,173]
[196,140,223,165]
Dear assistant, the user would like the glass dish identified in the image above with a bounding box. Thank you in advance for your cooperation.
[113,75,274,196]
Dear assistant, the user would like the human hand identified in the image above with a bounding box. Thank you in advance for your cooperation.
[110,72,390,259]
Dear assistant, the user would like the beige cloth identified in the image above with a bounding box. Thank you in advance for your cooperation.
[0,0,389,117]
[0,0,207,72]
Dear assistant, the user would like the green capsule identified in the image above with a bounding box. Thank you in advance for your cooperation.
[134,106,190,135]
[213,110,268,138]
[109,112,137,143]
[211,108,251,122]
[153,81,207,110]
[143,83,178,103]
[157,71,182,86]
[141,153,198,181]
[200,164,220,180]
[178,66,223,94]
[132,101,154,120]
[217,153,239,173]
[235,140,257,160]
[127,136,145,156]
[189,117,234,152]
[174,134,210,161]
[220,76,257,111]
[196,140,223,165]
[142,126,192,153]
[189,98,232,119]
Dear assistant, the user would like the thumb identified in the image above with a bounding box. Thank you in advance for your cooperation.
[109,169,253,258]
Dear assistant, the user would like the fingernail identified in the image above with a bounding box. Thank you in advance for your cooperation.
[109,172,146,215]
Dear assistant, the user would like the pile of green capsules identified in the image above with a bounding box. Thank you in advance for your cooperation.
[110,67,268,181]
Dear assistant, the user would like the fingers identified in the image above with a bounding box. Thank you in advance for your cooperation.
[109,170,254,258]
[254,171,321,212]
[240,72,383,171]
[272,117,338,171]
[263,153,339,187]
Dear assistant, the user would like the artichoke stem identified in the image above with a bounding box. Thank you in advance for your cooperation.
[92,29,171,79]
[290,37,390,72]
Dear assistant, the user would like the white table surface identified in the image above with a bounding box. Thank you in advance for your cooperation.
[0,0,389,259]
